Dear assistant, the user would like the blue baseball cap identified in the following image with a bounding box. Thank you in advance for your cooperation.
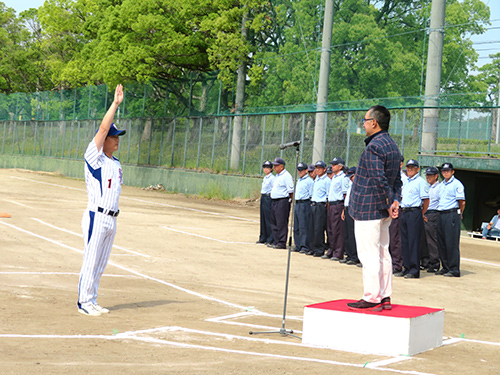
[406,159,419,167]
[307,164,315,172]
[315,160,327,168]
[425,166,439,175]
[106,123,126,137]
[297,162,308,171]
[346,166,356,177]
[326,166,333,174]
[262,160,273,168]
[441,163,454,171]
[272,157,286,166]
[330,157,345,165]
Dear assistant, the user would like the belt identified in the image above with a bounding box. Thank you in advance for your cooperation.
[401,207,421,213]
[439,208,459,214]
[272,197,289,201]
[311,201,327,206]
[329,200,344,205]
[426,209,439,214]
[98,207,120,217]
[261,193,271,197]
[296,199,310,203]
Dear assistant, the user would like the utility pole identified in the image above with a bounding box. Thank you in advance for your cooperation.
[312,0,334,163]
[421,0,446,153]
[230,12,248,170]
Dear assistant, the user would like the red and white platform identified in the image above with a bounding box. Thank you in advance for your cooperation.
[302,299,444,356]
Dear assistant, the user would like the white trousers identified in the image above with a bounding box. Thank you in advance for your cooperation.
[78,209,116,306]
[354,218,393,303]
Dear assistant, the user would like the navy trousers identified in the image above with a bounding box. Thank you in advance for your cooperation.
[259,194,273,243]
[310,202,327,255]
[271,198,291,248]
[400,208,423,277]
[437,210,461,275]
[294,200,311,251]
[326,202,345,259]
[343,207,358,262]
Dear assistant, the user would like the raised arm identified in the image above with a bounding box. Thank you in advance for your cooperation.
[94,84,124,151]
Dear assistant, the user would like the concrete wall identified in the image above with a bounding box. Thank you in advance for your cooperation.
[0,155,262,200]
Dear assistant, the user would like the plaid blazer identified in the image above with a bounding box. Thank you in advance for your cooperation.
[349,131,402,221]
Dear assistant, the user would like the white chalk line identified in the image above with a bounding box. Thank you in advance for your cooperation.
[0,271,137,278]
[11,176,258,223]
[0,329,433,375]
[162,225,256,245]
[1,198,33,208]
[461,257,500,267]
[31,218,150,258]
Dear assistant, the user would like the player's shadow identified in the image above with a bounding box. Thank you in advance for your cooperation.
[109,300,190,311]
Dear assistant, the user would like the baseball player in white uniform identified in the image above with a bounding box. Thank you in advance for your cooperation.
[77,84,125,316]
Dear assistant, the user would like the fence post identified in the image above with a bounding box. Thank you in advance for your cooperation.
[127,119,132,163]
[279,114,285,158]
[183,118,190,168]
[22,122,26,154]
[401,109,407,156]
[196,118,203,169]
[148,118,154,165]
[488,108,494,155]
[226,117,232,172]
[456,108,462,154]
[346,112,352,166]
[242,116,249,174]
[260,115,266,174]
[159,118,165,166]
[211,118,217,169]
[170,118,176,167]
[300,114,305,161]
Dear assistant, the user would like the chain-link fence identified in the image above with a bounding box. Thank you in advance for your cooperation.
[2,105,499,176]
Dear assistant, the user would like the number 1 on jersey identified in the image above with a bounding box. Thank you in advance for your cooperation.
[108,179,112,188]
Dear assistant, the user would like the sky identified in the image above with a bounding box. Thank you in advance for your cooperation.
[3,0,500,69]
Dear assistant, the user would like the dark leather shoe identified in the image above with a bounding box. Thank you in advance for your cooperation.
[435,269,447,275]
[443,272,460,277]
[356,263,363,268]
[347,299,382,312]
[339,259,348,263]
[306,250,315,256]
[313,253,323,257]
[404,273,419,279]
[427,267,439,273]
[266,243,275,248]
[273,245,286,250]
[299,249,307,254]
[320,254,330,259]
[330,257,340,261]
[393,271,404,277]
[381,297,392,310]
[346,260,359,265]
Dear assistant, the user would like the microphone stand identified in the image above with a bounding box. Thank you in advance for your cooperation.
[249,144,301,339]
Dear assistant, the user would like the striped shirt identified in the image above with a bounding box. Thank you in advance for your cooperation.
[84,140,123,212]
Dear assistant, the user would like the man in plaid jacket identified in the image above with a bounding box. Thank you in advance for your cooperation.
[347,105,402,311]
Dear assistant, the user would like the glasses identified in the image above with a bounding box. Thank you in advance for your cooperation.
[362,118,374,124]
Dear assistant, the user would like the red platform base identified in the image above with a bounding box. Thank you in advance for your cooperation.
[302,299,444,356]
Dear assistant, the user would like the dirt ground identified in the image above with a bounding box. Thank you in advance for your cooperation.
[0,168,499,375]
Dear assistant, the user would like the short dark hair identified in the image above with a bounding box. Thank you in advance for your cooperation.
[368,105,391,131]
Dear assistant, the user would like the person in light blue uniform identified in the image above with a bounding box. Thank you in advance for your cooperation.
[421,166,441,272]
[325,157,347,261]
[293,162,314,253]
[398,159,429,279]
[269,157,294,249]
[482,207,500,239]
[436,163,465,277]
[307,160,331,256]
[257,160,275,244]
[389,155,406,275]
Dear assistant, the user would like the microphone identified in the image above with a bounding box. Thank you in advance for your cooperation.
[279,140,301,150]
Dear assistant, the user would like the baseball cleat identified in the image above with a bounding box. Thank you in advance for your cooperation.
[93,304,109,314]
[78,303,102,316]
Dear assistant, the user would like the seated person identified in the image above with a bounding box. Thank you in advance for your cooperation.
[482,207,500,239]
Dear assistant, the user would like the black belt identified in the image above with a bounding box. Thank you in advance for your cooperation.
[329,200,344,205]
[98,207,120,217]
[401,207,421,213]
[439,208,459,214]
[296,199,310,203]
[261,193,271,196]
[272,197,289,201]
[426,209,439,214]
[311,201,327,206]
